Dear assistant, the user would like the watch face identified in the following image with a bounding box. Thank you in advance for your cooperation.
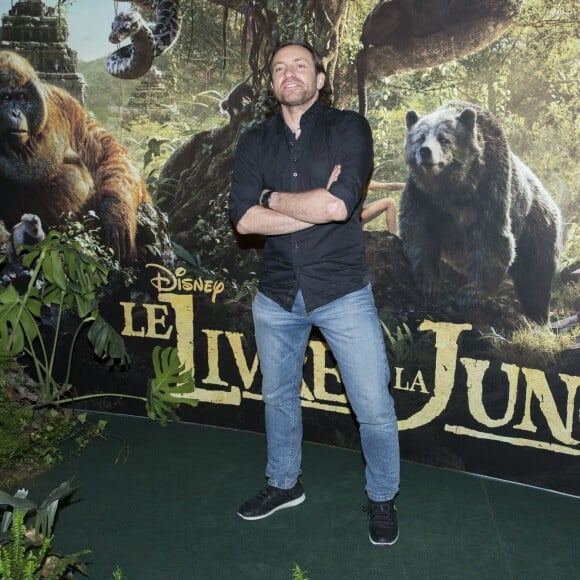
[262,190,272,208]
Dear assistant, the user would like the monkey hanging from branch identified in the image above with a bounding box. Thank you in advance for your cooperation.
[219,77,255,122]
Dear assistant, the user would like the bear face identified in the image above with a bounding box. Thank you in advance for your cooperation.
[405,106,483,196]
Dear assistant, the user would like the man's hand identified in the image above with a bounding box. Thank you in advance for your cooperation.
[238,163,347,235]
[264,163,346,224]
[327,164,341,190]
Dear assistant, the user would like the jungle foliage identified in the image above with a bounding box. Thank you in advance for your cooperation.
[0,220,197,487]
[82,0,577,254]
[78,0,577,333]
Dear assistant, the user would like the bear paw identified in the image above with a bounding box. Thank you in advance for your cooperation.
[455,284,483,310]
[415,270,442,297]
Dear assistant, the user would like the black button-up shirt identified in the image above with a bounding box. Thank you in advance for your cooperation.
[229,100,374,312]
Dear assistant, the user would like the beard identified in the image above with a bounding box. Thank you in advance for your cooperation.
[275,82,317,107]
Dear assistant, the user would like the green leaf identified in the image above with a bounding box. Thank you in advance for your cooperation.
[0,220,123,408]
[0,295,39,358]
[26,295,42,318]
[87,315,129,364]
[64,247,78,274]
[38,478,79,511]
[74,293,97,319]
[41,284,63,307]
[0,284,19,306]
[0,490,36,513]
[50,250,66,290]
[21,245,41,269]
[146,346,197,425]
[40,249,54,283]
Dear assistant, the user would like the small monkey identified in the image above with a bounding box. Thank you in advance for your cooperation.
[219,82,254,121]
[6,213,46,263]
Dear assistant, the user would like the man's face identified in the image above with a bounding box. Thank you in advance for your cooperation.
[270,45,325,108]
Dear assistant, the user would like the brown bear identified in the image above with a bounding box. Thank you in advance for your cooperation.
[399,100,561,324]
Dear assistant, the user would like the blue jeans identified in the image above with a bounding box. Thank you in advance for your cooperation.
[252,284,400,502]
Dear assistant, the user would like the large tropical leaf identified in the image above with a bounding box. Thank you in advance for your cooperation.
[35,478,79,538]
[41,247,67,291]
[23,231,108,315]
[87,315,129,365]
[0,489,36,529]
[0,286,40,359]
[146,346,197,425]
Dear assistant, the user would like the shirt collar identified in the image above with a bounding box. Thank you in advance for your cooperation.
[277,98,325,132]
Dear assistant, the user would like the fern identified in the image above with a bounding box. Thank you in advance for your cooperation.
[1,484,123,579]
[292,563,310,580]
[0,509,88,580]
[381,321,435,369]
[0,508,26,578]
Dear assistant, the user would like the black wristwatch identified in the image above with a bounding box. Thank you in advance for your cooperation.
[260,189,274,209]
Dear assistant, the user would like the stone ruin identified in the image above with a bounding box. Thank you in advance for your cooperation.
[0,0,86,104]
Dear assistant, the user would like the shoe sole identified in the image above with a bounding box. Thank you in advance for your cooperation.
[237,493,306,521]
[369,530,399,546]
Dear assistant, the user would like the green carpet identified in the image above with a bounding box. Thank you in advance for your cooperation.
[17,413,580,580]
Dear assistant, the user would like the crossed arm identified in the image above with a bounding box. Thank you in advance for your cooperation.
[235,165,344,236]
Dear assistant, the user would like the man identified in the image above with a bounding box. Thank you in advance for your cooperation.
[228,40,400,546]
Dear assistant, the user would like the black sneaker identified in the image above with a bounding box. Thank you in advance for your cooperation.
[237,482,305,521]
[364,499,399,546]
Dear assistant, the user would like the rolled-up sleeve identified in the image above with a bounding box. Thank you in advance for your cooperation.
[327,111,374,217]
[229,126,262,227]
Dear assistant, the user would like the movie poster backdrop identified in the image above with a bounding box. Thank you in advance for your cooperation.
[0,0,578,496]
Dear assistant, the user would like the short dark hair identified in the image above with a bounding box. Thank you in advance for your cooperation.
[268,39,333,107]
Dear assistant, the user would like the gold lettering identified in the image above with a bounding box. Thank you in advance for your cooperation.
[513,369,580,446]
[158,293,193,374]
[300,378,315,402]
[444,425,580,456]
[212,281,225,303]
[398,321,471,430]
[145,293,195,401]
[143,304,173,339]
[225,331,259,389]
[147,263,177,292]
[301,399,351,414]
[393,367,405,390]
[461,358,519,428]
[393,368,429,393]
[197,329,241,405]
[410,370,429,394]
[120,301,145,337]
[202,329,228,386]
